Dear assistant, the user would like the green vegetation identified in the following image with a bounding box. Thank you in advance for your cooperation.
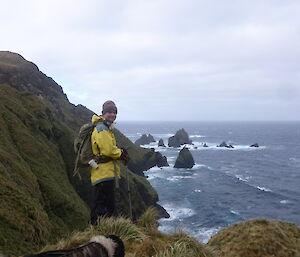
[32,214,300,257]
[38,209,216,257]
[0,84,90,255]
[208,219,300,257]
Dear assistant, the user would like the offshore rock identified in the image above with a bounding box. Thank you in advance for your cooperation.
[135,134,156,146]
[157,155,169,167]
[174,147,195,169]
[250,143,259,147]
[158,138,166,147]
[217,141,234,148]
[168,129,192,147]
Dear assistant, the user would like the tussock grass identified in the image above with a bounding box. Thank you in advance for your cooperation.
[39,209,216,257]
[37,211,300,257]
[137,206,159,230]
[208,218,300,257]
[41,216,145,251]
[92,216,146,242]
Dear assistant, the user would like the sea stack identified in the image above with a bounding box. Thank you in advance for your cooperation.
[158,138,166,147]
[157,155,169,167]
[168,128,192,147]
[135,134,156,146]
[174,147,195,169]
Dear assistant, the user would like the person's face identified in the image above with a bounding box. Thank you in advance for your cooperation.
[103,112,117,122]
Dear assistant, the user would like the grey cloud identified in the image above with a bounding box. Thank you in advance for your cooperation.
[0,0,299,120]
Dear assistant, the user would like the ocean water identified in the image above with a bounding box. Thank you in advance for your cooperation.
[116,121,300,243]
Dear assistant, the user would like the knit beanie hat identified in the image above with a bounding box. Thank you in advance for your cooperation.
[102,100,117,114]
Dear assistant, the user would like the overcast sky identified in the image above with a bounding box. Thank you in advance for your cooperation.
[1,0,300,121]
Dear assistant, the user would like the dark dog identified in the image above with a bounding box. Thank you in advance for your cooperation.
[24,235,125,257]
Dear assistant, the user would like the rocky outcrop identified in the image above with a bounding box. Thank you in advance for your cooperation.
[217,141,234,148]
[174,147,195,169]
[157,155,169,167]
[250,143,259,147]
[135,134,156,146]
[168,129,192,147]
[158,138,166,147]
[203,143,208,147]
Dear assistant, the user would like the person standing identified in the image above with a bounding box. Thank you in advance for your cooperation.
[89,100,128,225]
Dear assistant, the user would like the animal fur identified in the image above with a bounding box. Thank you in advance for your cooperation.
[89,236,116,257]
[23,235,124,257]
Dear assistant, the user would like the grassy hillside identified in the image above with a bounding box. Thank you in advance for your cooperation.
[0,51,168,255]
[0,83,90,255]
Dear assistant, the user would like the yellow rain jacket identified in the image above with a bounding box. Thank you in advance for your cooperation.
[90,115,122,185]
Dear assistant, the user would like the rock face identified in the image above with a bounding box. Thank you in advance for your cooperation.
[208,219,300,257]
[158,138,166,147]
[168,129,192,147]
[217,141,234,148]
[250,143,259,147]
[174,147,195,168]
[135,134,156,146]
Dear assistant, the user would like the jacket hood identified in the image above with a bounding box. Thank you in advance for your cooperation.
[91,114,105,124]
[91,115,115,129]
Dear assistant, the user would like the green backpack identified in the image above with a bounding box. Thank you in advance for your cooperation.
[73,122,113,179]
[73,122,96,179]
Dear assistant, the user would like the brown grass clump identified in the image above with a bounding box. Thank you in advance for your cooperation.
[41,216,145,251]
[137,206,160,230]
[208,218,300,257]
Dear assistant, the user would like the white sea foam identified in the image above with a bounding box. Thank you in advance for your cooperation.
[194,189,202,193]
[147,166,164,172]
[193,163,207,169]
[280,200,292,204]
[191,227,222,243]
[235,175,251,182]
[289,157,300,162]
[157,224,175,234]
[152,133,174,138]
[190,134,206,138]
[167,175,193,181]
[230,210,240,215]
[160,204,196,221]
[256,186,272,192]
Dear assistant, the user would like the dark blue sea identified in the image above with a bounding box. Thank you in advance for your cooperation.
[116,121,300,242]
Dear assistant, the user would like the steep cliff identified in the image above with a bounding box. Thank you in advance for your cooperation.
[0,51,167,255]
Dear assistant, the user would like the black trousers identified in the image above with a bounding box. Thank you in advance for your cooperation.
[90,180,115,225]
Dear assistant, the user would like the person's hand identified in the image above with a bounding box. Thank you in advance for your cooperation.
[120,148,130,165]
